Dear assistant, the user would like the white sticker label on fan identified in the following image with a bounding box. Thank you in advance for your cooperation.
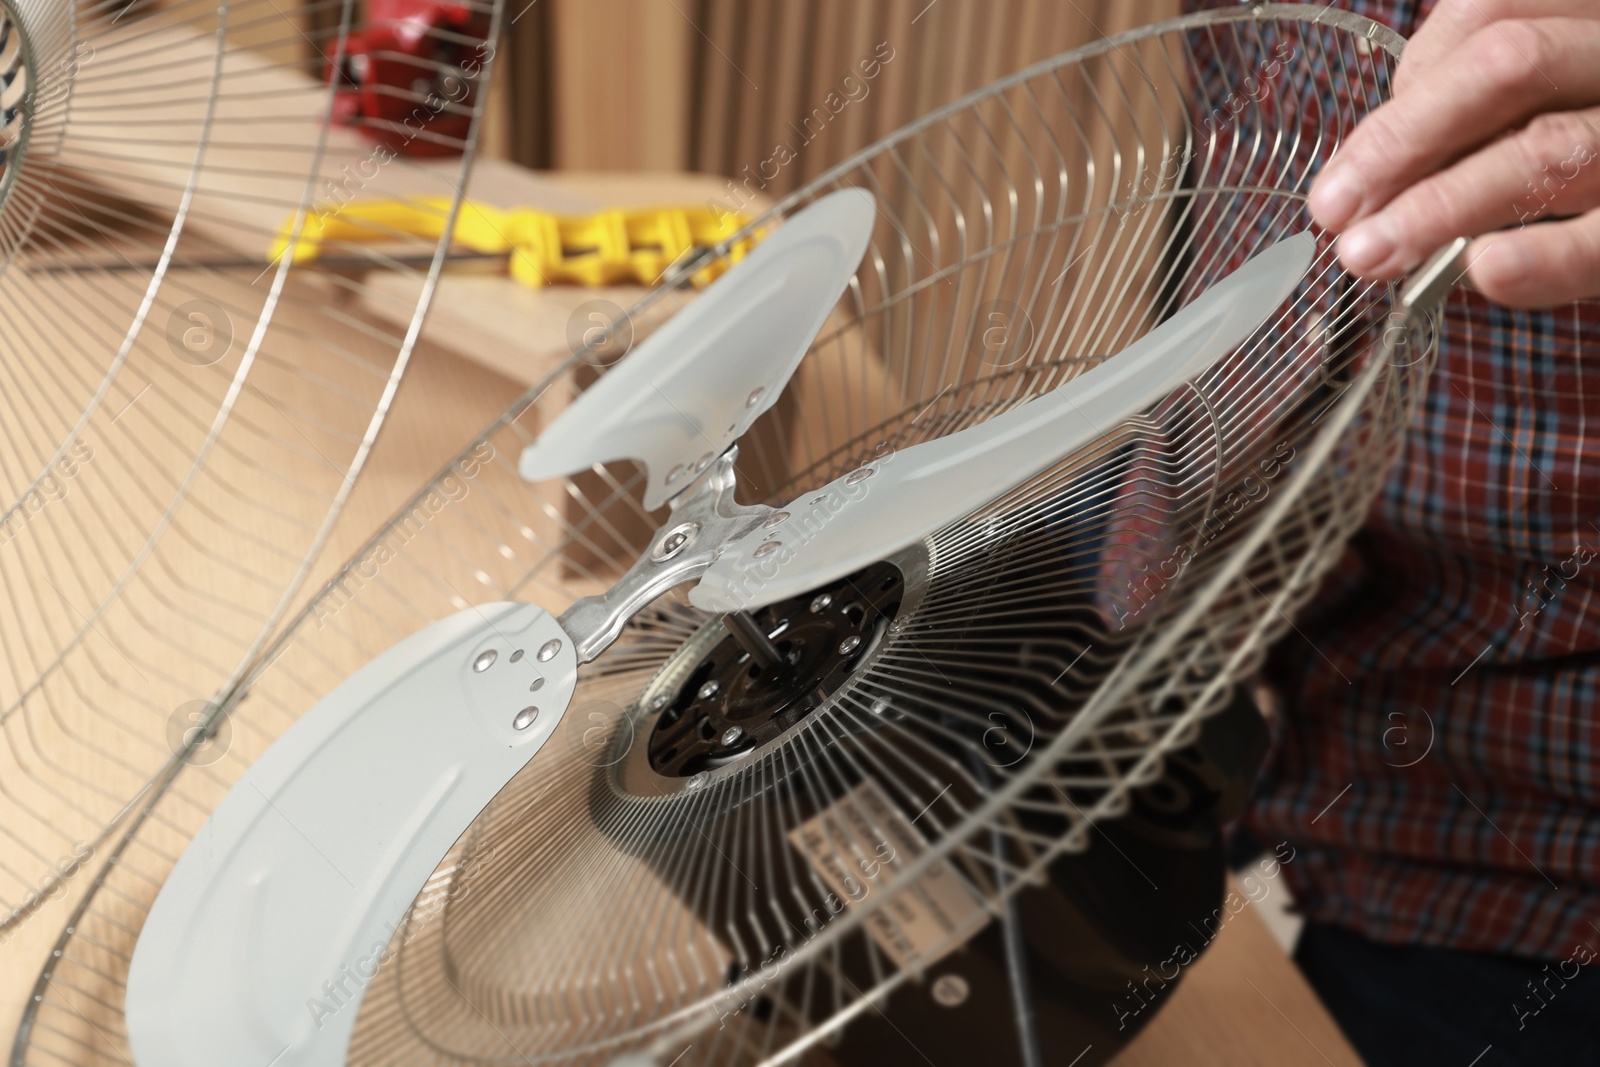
[787,779,987,969]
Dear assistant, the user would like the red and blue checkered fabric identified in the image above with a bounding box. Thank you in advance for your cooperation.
[1187,0,1600,961]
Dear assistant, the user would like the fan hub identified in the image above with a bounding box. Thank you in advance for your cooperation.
[643,560,905,777]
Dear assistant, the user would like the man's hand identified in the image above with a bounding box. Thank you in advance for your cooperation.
[1308,0,1600,306]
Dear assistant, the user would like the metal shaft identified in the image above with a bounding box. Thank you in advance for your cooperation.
[721,611,784,670]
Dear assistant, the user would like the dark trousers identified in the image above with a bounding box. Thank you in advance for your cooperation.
[1294,922,1600,1065]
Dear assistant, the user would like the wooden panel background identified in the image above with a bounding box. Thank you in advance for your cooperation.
[492,1,1184,177]
[686,0,1184,194]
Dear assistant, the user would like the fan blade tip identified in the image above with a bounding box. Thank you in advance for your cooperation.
[1281,227,1316,267]
[1247,229,1315,294]
[819,185,879,226]
[515,188,879,498]
[517,442,587,486]
[516,443,581,488]
[517,448,544,482]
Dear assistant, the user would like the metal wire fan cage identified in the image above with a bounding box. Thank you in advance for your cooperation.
[14,6,1433,1067]
[0,0,498,968]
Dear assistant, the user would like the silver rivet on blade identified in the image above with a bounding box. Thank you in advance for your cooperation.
[666,463,685,484]
[810,593,833,614]
[753,540,781,558]
[473,650,497,672]
[537,639,562,662]
[764,511,789,528]
[529,677,544,692]
[846,466,874,484]
[652,522,699,561]
[513,706,539,730]
[838,635,862,655]
[746,388,763,407]
[721,726,744,745]
[509,649,524,663]
[698,680,721,700]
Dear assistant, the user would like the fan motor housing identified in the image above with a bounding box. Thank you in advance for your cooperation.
[643,559,906,777]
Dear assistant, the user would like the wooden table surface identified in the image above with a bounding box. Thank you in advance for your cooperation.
[1113,877,1360,1065]
[0,161,1361,1066]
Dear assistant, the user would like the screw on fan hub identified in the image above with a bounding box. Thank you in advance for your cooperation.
[644,561,905,776]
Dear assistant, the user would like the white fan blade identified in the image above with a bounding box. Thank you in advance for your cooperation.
[692,231,1317,614]
[519,188,877,510]
[126,603,578,1067]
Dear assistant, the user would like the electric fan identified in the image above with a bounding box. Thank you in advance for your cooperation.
[9,5,1461,1067]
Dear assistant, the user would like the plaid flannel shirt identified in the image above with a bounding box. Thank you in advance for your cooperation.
[1184,0,1600,962]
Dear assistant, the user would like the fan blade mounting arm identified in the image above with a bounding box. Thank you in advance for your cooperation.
[690,231,1317,614]
[126,603,579,1067]
[518,188,878,511]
